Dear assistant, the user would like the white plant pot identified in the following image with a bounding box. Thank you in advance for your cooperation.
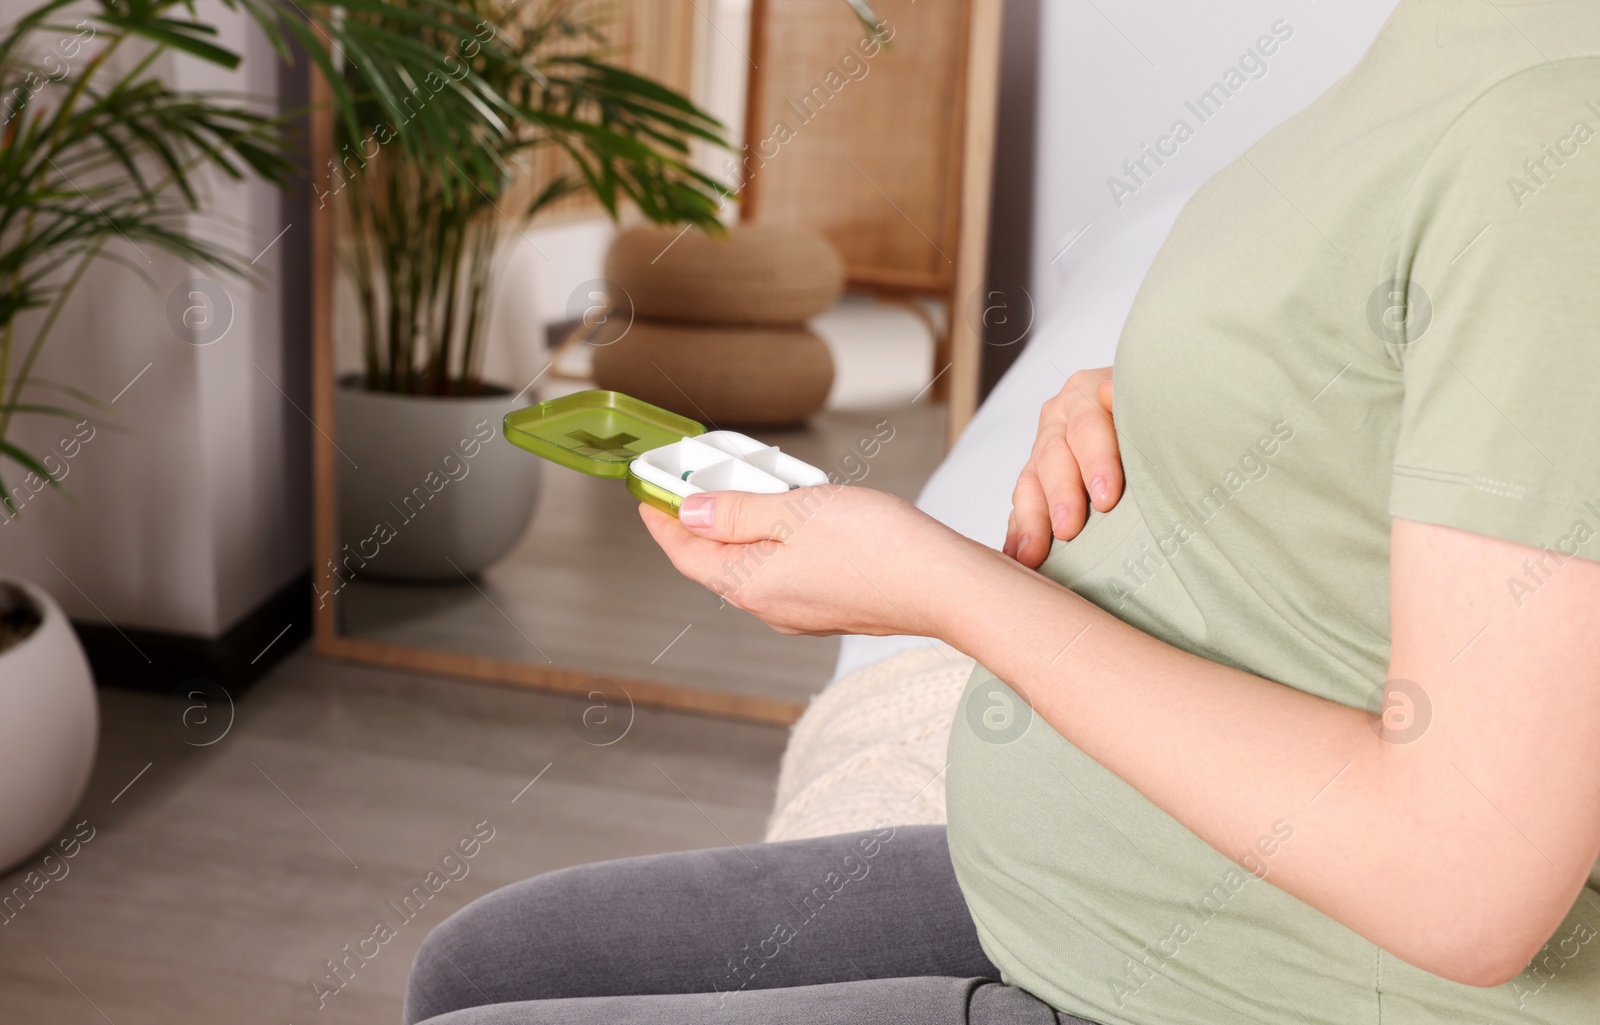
[0,580,98,874]
[336,380,541,582]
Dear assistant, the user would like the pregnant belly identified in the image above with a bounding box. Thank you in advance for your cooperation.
[946,687,1378,1025]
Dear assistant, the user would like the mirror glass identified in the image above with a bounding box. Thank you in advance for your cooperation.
[321,0,959,716]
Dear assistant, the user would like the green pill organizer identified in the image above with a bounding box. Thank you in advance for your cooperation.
[502,389,829,516]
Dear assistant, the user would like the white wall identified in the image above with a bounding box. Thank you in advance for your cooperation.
[691,0,751,198]
[0,1,308,636]
[1029,0,1401,318]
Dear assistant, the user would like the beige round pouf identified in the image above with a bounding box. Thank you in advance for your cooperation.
[605,224,844,325]
[592,320,834,428]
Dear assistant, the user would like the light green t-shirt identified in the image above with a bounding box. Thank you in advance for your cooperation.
[946,3,1600,1024]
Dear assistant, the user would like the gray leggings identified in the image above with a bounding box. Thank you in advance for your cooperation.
[405,825,1092,1024]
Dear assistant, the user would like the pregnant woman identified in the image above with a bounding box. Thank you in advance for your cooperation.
[405,2,1600,1022]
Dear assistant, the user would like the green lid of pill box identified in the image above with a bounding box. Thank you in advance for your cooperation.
[502,389,705,477]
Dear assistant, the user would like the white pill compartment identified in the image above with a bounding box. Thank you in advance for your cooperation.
[502,391,835,517]
[629,431,829,500]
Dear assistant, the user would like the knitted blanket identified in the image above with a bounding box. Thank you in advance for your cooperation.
[764,643,976,842]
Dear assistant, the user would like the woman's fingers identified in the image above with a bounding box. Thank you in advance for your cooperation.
[1008,465,1054,569]
[638,502,726,584]
[1006,367,1123,565]
[1032,431,1089,539]
[1063,401,1123,513]
[1059,369,1123,513]
[1015,530,1053,569]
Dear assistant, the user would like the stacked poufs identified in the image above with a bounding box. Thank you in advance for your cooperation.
[592,224,845,428]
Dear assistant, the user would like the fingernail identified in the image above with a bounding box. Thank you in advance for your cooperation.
[679,495,715,529]
[1051,503,1068,534]
[1089,476,1107,504]
[1018,534,1032,556]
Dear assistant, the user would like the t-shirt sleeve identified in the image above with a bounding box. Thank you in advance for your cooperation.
[1388,59,1600,559]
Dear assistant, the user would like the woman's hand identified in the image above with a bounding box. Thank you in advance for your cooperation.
[1005,366,1125,569]
[640,485,985,638]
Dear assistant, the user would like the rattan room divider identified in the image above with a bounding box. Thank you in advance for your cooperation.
[741,0,1003,440]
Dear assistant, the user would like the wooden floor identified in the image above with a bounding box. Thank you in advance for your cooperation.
[0,650,788,1024]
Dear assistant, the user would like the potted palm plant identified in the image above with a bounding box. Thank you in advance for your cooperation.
[331,0,729,581]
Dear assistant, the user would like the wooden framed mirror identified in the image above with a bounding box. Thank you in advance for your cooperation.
[308,0,1003,722]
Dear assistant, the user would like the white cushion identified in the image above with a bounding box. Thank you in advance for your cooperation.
[765,644,973,843]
